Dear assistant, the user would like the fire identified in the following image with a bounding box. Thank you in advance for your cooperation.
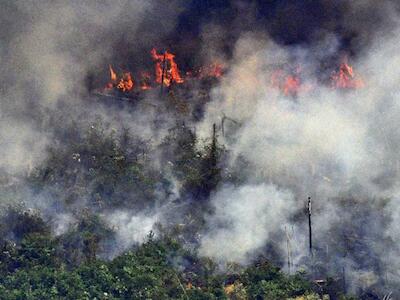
[283,75,301,96]
[109,65,117,82]
[331,59,364,89]
[103,49,364,96]
[103,48,225,93]
[116,72,134,92]
[105,66,134,92]
[151,48,184,86]
[271,69,302,96]
[105,65,118,89]
[269,60,364,96]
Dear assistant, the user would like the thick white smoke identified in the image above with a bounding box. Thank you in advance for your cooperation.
[2,0,400,295]
[107,210,160,251]
[0,0,184,175]
[196,15,400,292]
[199,184,299,264]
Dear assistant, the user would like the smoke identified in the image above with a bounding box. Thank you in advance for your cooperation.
[194,3,400,293]
[0,0,189,170]
[0,117,48,174]
[107,210,159,252]
[2,0,400,296]
[199,184,299,264]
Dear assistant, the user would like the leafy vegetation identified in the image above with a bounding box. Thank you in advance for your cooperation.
[0,229,322,300]
[0,117,361,299]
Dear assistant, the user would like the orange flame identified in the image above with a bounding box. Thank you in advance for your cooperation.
[331,60,364,89]
[283,75,301,96]
[151,48,184,86]
[117,72,134,92]
[271,69,302,96]
[105,65,118,89]
[104,54,366,97]
[109,65,117,82]
[104,49,225,93]
[270,60,365,96]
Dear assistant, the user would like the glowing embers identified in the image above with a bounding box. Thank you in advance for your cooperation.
[331,59,364,89]
[151,48,184,86]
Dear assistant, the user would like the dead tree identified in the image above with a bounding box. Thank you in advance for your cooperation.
[308,196,313,257]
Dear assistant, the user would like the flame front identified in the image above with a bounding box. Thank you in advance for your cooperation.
[117,72,134,92]
[103,50,364,96]
[270,60,364,96]
[331,60,364,89]
[106,65,134,92]
[151,48,184,86]
[104,49,225,93]
[271,69,302,96]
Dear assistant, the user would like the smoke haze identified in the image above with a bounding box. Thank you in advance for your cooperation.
[1,0,400,296]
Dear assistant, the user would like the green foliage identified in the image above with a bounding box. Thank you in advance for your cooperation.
[58,212,116,265]
[29,122,159,210]
[243,260,312,300]
[1,208,50,241]
[17,234,59,269]
[0,232,327,300]
[160,122,224,201]
[0,119,357,299]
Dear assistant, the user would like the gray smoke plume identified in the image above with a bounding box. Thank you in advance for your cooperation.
[0,0,185,175]
[199,184,300,264]
[1,0,400,297]
[0,0,186,257]
[195,5,400,293]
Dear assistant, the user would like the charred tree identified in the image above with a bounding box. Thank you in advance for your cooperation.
[308,196,313,256]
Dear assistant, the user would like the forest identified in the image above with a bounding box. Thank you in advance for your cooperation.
[0,111,356,299]
[2,1,400,299]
